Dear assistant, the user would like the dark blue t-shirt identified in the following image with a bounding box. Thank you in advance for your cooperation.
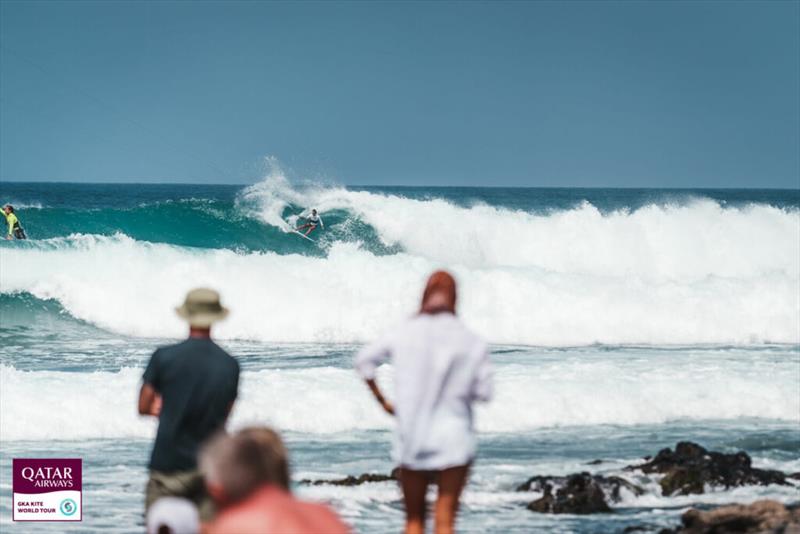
[143,337,239,472]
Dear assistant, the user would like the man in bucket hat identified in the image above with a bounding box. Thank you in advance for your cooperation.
[138,288,240,522]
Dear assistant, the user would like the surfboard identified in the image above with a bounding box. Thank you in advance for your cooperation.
[290,229,315,243]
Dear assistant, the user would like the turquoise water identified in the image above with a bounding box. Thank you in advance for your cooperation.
[0,180,798,532]
[3,182,798,253]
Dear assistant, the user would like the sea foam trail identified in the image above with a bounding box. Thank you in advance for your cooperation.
[1,355,797,440]
[1,234,797,345]
[240,175,800,278]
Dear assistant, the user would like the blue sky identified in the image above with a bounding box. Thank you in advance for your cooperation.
[1,1,798,188]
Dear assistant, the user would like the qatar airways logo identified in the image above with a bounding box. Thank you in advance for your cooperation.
[20,465,76,488]
[13,459,82,522]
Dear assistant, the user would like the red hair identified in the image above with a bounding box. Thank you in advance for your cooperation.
[420,271,457,315]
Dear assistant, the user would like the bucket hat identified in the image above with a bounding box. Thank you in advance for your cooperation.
[175,288,229,327]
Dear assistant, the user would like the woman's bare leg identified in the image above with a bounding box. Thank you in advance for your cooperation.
[400,469,430,534]
[434,465,469,534]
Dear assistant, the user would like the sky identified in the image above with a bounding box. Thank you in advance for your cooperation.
[0,1,798,188]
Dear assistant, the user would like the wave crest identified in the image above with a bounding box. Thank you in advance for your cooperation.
[1,233,797,345]
[241,175,800,279]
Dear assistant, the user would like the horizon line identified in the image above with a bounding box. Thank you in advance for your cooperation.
[1,180,798,191]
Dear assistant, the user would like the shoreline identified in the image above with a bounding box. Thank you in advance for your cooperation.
[2,425,798,532]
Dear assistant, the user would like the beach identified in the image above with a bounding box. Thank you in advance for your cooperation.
[0,179,798,532]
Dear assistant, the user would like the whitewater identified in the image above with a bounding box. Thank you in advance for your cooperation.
[0,177,798,533]
[1,175,798,346]
[2,346,798,441]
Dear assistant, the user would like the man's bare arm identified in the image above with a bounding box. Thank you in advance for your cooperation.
[138,383,161,416]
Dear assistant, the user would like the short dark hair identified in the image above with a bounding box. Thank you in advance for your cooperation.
[4,205,13,213]
[200,426,291,503]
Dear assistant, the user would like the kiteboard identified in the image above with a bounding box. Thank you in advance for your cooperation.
[290,229,315,243]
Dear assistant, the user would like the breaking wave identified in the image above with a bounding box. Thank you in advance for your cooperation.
[1,173,798,346]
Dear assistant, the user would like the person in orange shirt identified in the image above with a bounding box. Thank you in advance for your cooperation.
[200,427,350,534]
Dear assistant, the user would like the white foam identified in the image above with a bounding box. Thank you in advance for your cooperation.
[2,353,797,440]
[1,232,797,345]
[0,365,156,441]
[614,477,800,509]
[240,174,800,279]
[2,201,44,210]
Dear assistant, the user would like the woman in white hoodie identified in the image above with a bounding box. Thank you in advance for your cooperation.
[356,271,493,534]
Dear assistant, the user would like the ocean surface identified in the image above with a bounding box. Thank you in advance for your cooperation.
[0,177,798,533]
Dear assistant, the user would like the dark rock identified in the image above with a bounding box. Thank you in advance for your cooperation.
[517,472,644,503]
[527,483,555,513]
[587,459,605,465]
[627,441,789,496]
[622,525,648,532]
[675,500,800,533]
[299,470,398,487]
[524,472,612,514]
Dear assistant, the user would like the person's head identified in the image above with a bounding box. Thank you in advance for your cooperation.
[420,270,457,315]
[312,209,317,216]
[3,205,12,215]
[175,288,229,334]
[200,426,291,506]
[237,426,290,490]
[145,497,200,534]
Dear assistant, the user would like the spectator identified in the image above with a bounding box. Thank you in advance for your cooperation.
[355,271,493,534]
[138,288,239,521]
[200,427,350,534]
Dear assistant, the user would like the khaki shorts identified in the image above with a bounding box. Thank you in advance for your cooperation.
[145,469,216,522]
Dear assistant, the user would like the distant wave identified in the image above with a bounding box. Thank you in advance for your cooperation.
[2,172,799,345]
[2,198,299,254]
[4,173,799,275]
[240,173,800,277]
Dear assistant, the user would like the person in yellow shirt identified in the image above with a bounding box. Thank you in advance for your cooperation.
[3,205,26,240]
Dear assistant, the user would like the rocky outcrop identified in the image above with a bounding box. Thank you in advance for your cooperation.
[520,442,796,517]
[299,470,399,486]
[520,472,645,514]
[627,441,789,496]
[518,472,644,504]
[669,500,800,533]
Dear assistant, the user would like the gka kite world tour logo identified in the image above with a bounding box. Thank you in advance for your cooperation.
[13,459,82,521]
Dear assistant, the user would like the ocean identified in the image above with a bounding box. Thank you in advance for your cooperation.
[0,177,798,533]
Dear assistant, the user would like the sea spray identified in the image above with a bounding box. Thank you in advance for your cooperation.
[241,176,800,277]
[2,180,798,343]
[1,235,797,345]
